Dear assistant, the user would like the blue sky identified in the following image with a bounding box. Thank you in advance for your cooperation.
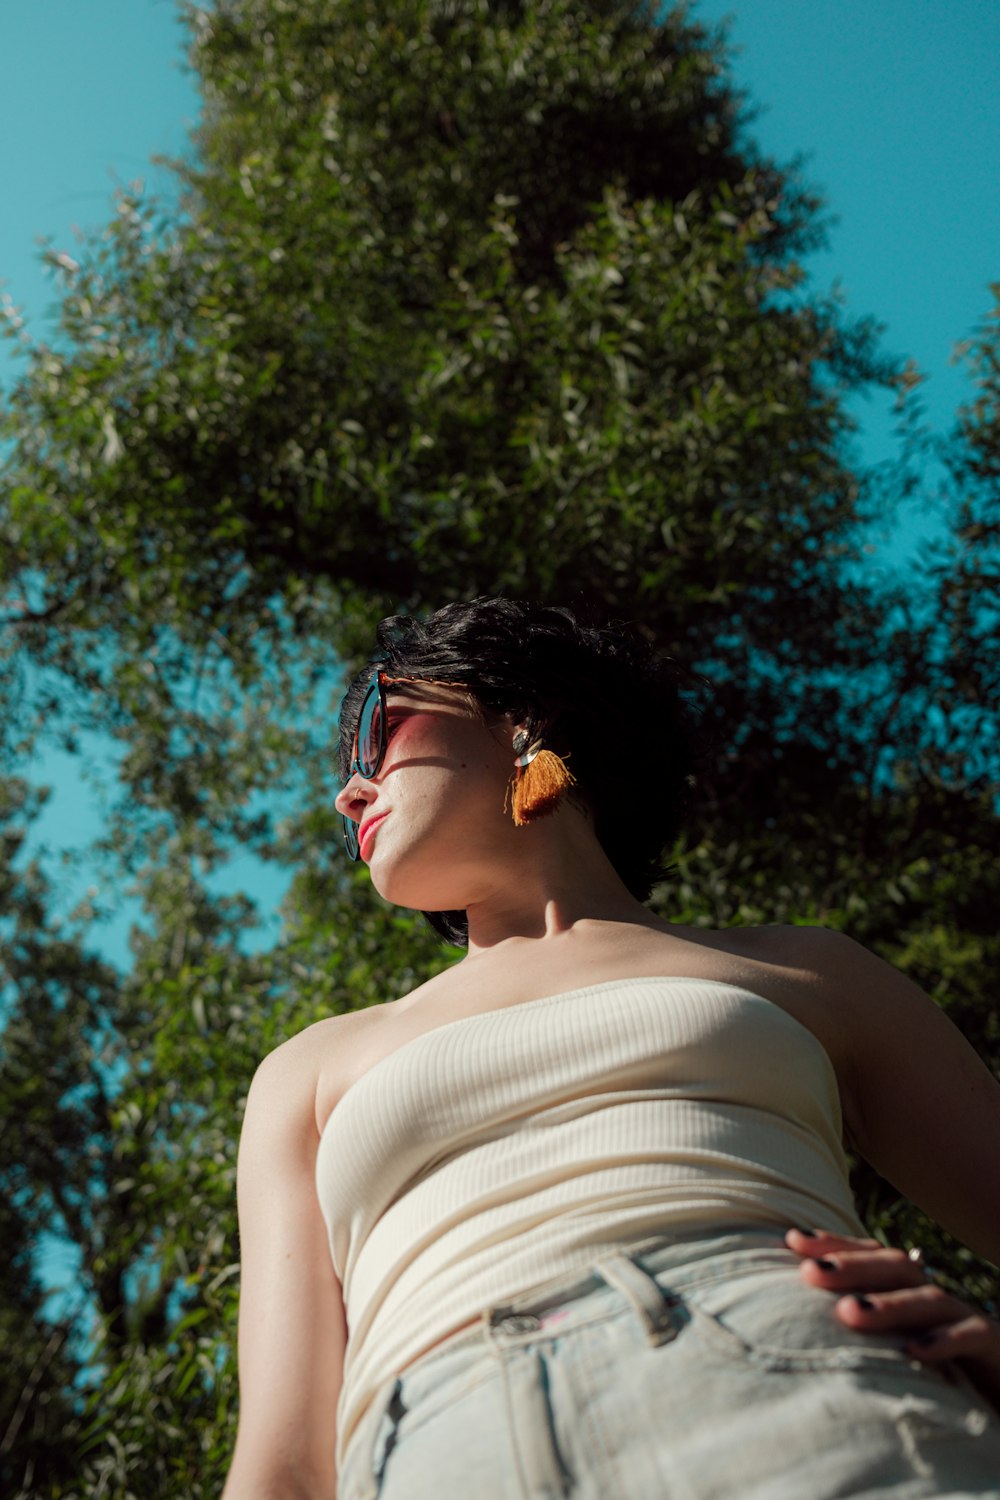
[2,0,999,954]
[4,2,998,447]
[2,1,196,345]
[695,0,1000,469]
[4,1,998,455]
[4,0,998,1318]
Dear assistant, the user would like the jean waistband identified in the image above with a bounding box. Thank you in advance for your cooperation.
[485,1230,791,1326]
[341,1229,797,1486]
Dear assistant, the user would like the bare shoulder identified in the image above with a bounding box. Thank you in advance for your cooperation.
[745,923,933,1008]
[681,921,865,1009]
[728,922,904,1004]
[704,923,912,1072]
[248,1005,388,1134]
[724,920,856,976]
[249,1012,340,1098]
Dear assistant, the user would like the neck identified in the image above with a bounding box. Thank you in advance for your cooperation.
[462,813,662,956]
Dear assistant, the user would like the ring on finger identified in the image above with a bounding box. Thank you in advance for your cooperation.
[907,1246,942,1286]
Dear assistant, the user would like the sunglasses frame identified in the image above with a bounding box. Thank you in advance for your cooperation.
[341,672,470,860]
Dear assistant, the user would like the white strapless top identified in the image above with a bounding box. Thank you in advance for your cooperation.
[315,977,865,1464]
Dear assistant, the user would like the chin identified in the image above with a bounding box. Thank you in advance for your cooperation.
[368,852,475,914]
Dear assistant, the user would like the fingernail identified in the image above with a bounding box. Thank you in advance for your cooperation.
[853,1294,875,1311]
[910,1331,939,1348]
[814,1257,838,1271]
[793,1227,818,1237]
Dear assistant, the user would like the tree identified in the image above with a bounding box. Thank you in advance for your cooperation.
[0,2,997,1492]
[0,799,84,1498]
[1,0,890,778]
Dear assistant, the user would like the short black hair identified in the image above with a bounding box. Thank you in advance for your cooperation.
[339,597,706,945]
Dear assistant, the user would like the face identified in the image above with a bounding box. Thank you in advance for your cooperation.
[334,683,521,911]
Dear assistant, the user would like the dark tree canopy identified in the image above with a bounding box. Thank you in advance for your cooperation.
[0,4,997,1494]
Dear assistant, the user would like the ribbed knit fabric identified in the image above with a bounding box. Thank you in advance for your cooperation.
[315,977,866,1465]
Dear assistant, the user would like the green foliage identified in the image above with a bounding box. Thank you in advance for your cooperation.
[0,0,889,772]
[0,2,998,1492]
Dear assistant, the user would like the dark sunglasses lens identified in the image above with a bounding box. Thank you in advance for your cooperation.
[342,811,360,860]
[355,683,383,776]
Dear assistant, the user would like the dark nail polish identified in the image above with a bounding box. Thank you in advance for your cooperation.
[911,1331,938,1347]
[793,1227,818,1237]
[815,1257,838,1271]
[854,1294,875,1311]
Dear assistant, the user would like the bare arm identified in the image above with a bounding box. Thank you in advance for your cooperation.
[223,1034,347,1500]
[776,934,1000,1406]
[825,932,1000,1265]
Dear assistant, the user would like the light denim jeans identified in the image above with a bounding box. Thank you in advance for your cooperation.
[337,1231,1000,1499]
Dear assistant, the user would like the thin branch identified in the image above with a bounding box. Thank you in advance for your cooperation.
[0,1323,68,1459]
[0,600,68,628]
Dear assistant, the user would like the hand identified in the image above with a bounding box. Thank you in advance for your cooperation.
[785,1228,1000,1411]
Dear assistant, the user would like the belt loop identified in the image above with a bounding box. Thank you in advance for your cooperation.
[595,1252,684,1345]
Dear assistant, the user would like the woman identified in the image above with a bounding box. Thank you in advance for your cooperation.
[223,598,1000,1499]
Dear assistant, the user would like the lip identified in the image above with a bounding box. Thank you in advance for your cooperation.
[358,812,389,860]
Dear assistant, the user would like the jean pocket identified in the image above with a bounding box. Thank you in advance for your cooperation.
[363,1379,407,1498]
[679,1265,919,1375]
[337,1378,408,1500]
[364,1345,499,1488]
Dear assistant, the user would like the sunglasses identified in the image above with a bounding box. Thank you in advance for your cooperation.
[341,671,470,859]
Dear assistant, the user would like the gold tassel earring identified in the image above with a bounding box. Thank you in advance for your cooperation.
[507,732,575,826]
